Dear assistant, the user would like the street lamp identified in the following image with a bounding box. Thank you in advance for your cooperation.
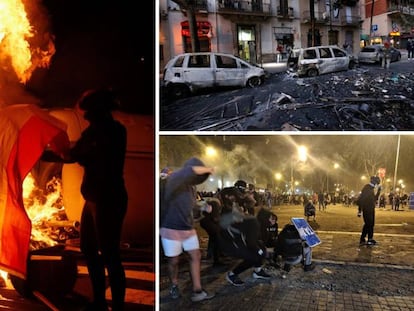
[291,145,307,196]
[274,172,282,192]
[204,146,221,189]
[205,146,218,158]
[326,162,340,193]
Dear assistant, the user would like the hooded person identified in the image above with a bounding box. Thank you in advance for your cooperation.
[217,180,272,287]
[160,157,215,302]
[357,175,381,246]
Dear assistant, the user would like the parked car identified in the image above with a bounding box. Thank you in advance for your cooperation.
[287,45,357,77]
[357,45,401,64]
[163,52,266,98]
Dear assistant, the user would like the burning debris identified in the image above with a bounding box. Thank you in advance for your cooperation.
[161,67,414,131]
[23,173,79,250]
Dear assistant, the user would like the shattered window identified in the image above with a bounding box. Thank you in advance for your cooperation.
[172,55,185,67]
[332,48,346,57]
[188,55,211,68]
[319,48,332,58]
[216,55,237,68]
[303,49,317,59]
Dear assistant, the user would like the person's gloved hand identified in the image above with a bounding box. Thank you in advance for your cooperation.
[257,247,265,257]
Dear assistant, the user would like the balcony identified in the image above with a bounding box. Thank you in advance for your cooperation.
[218,0,272,20]
[301,10,330,24]
[388,5,414,16]
[179,0,209,14]
[276,6,294,19]
[302,11,361,26]
[336,14,362,26]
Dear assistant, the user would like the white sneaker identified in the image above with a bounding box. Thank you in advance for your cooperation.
[191,289,215,302]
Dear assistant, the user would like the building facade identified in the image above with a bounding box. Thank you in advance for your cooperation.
[159,0,413,69]
[361,0,414,48]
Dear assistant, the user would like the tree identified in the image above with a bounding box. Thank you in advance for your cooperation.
[172,0,200,52]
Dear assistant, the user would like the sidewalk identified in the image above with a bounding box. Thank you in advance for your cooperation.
[159,205,414,310]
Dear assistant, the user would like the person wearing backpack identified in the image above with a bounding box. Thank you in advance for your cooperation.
[159,157,215,302]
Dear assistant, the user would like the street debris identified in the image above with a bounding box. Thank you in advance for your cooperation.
[160,66,414,131]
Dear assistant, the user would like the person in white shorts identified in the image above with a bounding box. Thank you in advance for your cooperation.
[160,157,215,302]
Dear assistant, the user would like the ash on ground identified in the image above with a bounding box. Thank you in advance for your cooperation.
[160,67,414,131]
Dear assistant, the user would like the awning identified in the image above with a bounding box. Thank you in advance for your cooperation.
[360,34,370,40]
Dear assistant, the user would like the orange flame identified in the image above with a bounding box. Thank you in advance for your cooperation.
[0,0,55,83]
[23,173,65,249]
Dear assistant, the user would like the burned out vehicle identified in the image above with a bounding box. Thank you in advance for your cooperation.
[287,45,357,77]
[163,52,266,98]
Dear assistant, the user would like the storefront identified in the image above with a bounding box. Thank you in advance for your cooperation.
[181,20,212,52]
[237,25,257,64]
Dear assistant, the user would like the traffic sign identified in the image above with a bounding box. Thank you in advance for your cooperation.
[291,217,321,248]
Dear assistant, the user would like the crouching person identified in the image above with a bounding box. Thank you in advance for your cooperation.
[274,224,315,274]
[218,207,271,286]
[304,196,316,222]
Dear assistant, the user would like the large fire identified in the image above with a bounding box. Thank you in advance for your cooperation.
[0,0,55,105]
[23,173,79,250]
[0,172,78,288]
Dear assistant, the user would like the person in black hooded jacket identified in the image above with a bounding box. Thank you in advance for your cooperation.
[160,157,215,302]
[357,175,381,246]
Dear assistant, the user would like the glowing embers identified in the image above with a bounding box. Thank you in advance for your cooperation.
[23,173,79,250]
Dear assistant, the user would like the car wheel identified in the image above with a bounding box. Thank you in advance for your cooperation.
[307,68,318,77]
[169,84,190,99]
[247,76,262,88]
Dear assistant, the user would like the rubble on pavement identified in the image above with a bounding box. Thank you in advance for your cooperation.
[160,67,414,131]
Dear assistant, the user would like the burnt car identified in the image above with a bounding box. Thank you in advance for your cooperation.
[357,45,401,64]
[163,52,266,98]
[287,45,357,77]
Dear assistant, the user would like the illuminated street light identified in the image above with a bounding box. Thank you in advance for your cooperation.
[327,162,340,193]
[291,145,307,196]
[205,146,218,158]
[298,146,308,162]
[204,146,222,189]
[275,172,282,181]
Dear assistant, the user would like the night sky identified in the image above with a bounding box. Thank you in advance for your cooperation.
[26,0,154,115]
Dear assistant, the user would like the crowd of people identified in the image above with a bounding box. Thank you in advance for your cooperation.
[159,159,410,303]
[159,158,316,302]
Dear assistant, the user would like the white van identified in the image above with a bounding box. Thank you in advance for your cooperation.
[287,45,357,77]
[163,52,266,98]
